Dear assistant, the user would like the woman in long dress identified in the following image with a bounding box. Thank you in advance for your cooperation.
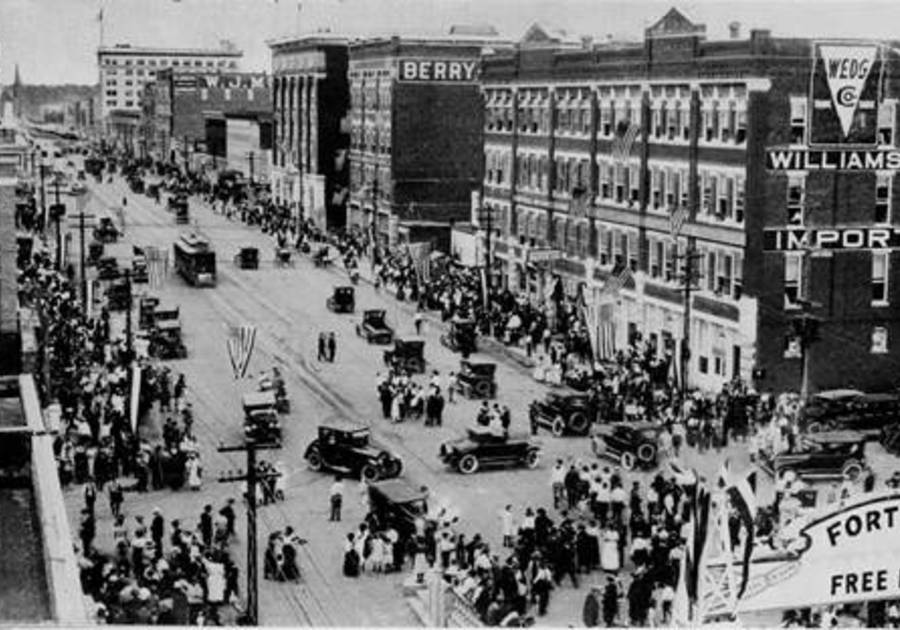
[600,526,621,573]
[186,454,202,491]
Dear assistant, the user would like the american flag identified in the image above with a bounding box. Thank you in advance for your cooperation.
[603,264,634,295]
[226,325,258,379]
[670,203,689,241]
[612,120,641,163]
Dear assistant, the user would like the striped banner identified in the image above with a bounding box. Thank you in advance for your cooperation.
[612,120,641,163]
[670,203,689,241]
[226,324,257,379]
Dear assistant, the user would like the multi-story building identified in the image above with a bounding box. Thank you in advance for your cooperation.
[347,34,498,248]
[97,44,243,147]
[480,9,900,394]
[269,34,350,229]
[146,69,271,165]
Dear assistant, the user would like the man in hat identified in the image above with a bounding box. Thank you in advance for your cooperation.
[219,498,237,540]
[199,505,214,548]
[151,508,165,559]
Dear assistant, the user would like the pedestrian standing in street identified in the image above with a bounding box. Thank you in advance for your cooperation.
[499,505,515,548]
[329,475,345,522]
[414,310,424,336]
[448,372,457,404]
[317,333,326,361]
[219,498,237,540]
[79,508,96,553]
[327,332,337,362]
[151,507,165,559]
[199,505,214,549]
[84,479,98,516]
[550,460,566,509]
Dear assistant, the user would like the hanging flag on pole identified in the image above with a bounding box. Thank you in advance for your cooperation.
[670,203,689,241]
[603,264,633,295]
[226,324,257,379]
[612,119,641,163]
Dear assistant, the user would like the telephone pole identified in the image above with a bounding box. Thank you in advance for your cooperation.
[39,163,47,231]
[123,268,133,363]
[69,211,94,316]
[248,151,255,185]
[676,243,703,406]
[218,440,282,626]
[50,178,66,271]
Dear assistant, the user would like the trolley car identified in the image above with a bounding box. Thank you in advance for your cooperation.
[173,233,217,287]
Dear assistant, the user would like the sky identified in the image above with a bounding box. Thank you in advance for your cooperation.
[3,0,900,85]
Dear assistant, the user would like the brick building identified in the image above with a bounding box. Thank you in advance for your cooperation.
[347,35,499,248]
[479,9,900,394]
[269,34,350,229]
[146,69,271,167]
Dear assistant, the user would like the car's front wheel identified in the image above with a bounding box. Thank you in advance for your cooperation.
[306,447,323,472]
[842,461,863,481]
[620,451,636,471]
[360,464,380,482]
[385,459,403,478]
[458,454,479,475]
[524,449,540,469]
[637,443,657,464]
[568,412,589,435]
[551,417,566,437]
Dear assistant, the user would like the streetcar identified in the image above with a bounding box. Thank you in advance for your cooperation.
[173,233,217,287]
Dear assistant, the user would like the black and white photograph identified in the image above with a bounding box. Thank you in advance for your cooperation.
[5,0,900,626]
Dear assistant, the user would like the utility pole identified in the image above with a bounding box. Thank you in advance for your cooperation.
[39,163,47,231]
[52,178,64,271]
[676,243,703,406]
[69,211,94,317]
[123,268,133,363]
[183,135,190,176]
[248,151,255,185]
[217,440,282,626]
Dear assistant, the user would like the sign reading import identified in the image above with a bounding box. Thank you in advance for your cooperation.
[764,227,900,251]
[399,59,479,83]
[737,494,900,612]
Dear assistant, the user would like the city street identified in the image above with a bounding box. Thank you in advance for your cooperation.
[58,172,784,627]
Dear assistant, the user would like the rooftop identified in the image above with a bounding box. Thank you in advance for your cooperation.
[98,44,243,57]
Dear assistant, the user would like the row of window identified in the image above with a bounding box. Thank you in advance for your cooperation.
[105,100,134,108]
[102,57,236,69]
[784,251,891,307]
[786,173,894,225]
[789,96,896,145]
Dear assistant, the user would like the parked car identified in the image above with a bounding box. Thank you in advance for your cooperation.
[131,257,149,284]
[326,286,355,314]
[590,422,661,470]
[242,391,281,443]
[764,431,868,481]
[383,338,426,373]
[138,296,160,329]
[455,360,497,399]
[440,318,477,356]
[106,279,131,312]
[304,421,403,481]
[439,428,540,474]
[529,390,598,436]
[367,479,435,543]
[149,320,188,360]
[234,247,259,270]
[356,309,394,345]
[802,390,900,437]
[97,256,120,280]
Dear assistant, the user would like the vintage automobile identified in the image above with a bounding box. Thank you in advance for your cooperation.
[234,247,259,270]
[455,360,497,399]
[258,369,289,414]
[93,217,119,244]
[131,256,149,284]
[367,479,435,543]
[149,320,188,360]
[138,296,160,329]
[440,318,477,356]
[356,309,394,345]
[529,390,598,436]
[242,391,282,443]
[881,424,900,455]
[326,286,355,314]
[439,428,541,474]
[88,241,105,265]
[169,194,190,223]
[106,279,131,312]
[383,338,426,373]
[763,431,868,481]
[304,422,403,481]
[802,389,900,437]
[97,256,120,280]
[590,422,661,471]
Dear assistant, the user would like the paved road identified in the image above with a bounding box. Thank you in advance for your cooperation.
[60,172,900,626]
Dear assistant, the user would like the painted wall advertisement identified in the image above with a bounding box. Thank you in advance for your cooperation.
[736,494,900,612]
[767,41,893,171]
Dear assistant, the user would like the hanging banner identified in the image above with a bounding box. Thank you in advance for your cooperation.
[735,493,900,613]
[226,324,257,379]
[130,365,141,433]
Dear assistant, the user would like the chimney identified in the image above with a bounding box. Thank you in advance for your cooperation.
[729,22,741,40]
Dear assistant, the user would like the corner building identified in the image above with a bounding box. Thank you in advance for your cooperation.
[480,10,900,394]
[347,36,494,248]
[270,35,350,230]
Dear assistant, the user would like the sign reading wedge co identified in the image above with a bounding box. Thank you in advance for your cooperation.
[737,494,900,613]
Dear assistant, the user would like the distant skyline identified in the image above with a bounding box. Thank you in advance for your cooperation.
[3,0,900,85]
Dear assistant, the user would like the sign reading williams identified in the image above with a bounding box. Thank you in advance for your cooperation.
[764,227,900,251]
[767,149,900,171]
[398,59,480,83]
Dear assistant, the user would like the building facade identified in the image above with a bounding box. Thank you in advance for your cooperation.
[146,69,271,165]
[270,35,350,230]
[480,10,900,394]
[97,44,243,147]
[347,35,494,247]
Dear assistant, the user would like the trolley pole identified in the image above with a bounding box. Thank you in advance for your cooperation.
[217,440,282,626]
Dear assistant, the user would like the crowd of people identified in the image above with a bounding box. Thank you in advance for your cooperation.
[375,368,448,425]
